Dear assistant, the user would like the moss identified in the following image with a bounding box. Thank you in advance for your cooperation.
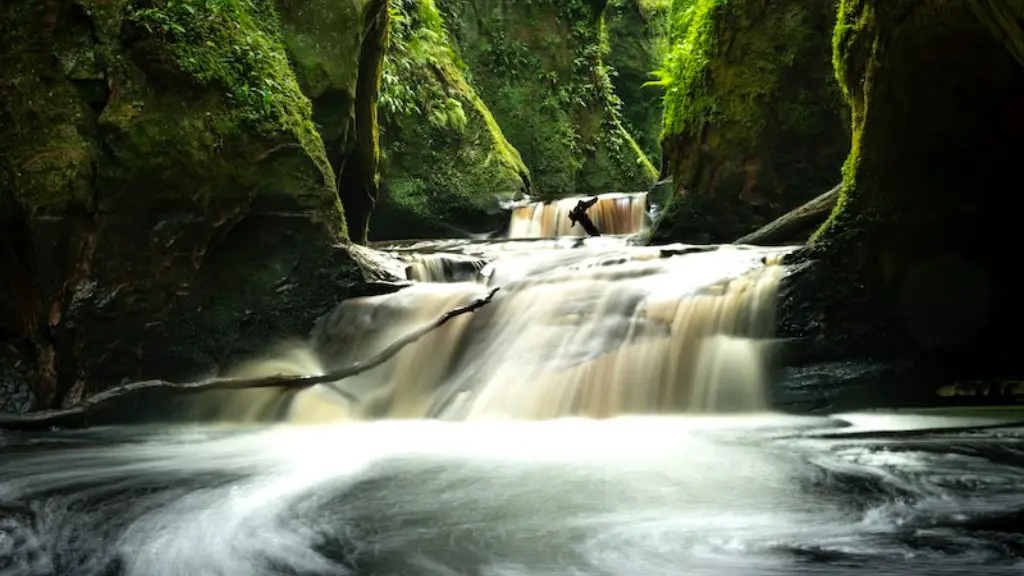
[0,0,364,404]
[649,0,848,244]
[604,0,670,162]
[795,0,1024,379]
[0,0,343,227]
[0,3,98,215]
[372,0,528,239]
[273,0,388,242]
[119,0,340,222]
[437,0,658,199]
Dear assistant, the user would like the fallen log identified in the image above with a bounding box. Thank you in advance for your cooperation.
[0,287,500,431]
[734,184,841,246]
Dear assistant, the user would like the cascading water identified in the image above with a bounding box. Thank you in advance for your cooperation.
[507,192,649,238]
[4,199,1024,576]
[195,221,788,424]
[271,240,789,422]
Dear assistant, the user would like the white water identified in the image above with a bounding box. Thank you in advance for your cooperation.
[5,208,1023,575]
[229,238,792,423]
[2,413,1024,576]
[507,193,649,238]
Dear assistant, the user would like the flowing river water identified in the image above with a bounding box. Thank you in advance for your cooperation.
[2,194,1023,575]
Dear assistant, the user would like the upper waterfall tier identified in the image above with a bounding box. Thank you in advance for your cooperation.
[507,193,649,238]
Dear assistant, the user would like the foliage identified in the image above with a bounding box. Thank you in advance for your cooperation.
[435,0,657,198]
[380,0,467,130]
[648,0,849,243]
[605,0,671,162]
[645,0,719,138]
[374,0,529,238]
[128,0,318,142]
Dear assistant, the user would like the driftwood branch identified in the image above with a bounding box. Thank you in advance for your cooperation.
[0,287,500,431]
[734,184,841,246]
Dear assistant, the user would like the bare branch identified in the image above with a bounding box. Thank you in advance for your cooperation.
[0,287,500,430]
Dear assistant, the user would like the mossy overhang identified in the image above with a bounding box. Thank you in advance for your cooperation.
[649,0,848,244]
[803,0,1024,380]
[274,0,390,244]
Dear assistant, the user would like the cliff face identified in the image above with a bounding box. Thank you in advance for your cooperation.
[604,0,668,164]
[776,0,1024,410]
[649,0,848,244]
[0,0,392,410]
[275,0,389,243]
[437,0,658,199]
[372,0,530,241]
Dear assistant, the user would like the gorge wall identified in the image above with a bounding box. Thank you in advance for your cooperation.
[435,0,659,199]
[368,0,666,239]
[775,0,1024,409]
[371,0,530,241]
[604,0,669,164]
[648,0,849,244]
[0,0,397,411]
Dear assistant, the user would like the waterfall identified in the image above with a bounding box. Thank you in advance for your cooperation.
[507,192,648,238]
[211,239,792,422]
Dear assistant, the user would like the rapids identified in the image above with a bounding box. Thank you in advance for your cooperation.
[2,193,1022,575]
[2,414,1024,575]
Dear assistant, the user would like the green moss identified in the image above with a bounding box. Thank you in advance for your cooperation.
[0,0,346,238]
[273,0,388,242]
[813,0,1024,255]
[649,0,848,243]
[272,0,367,98]
[0,2,98,215]
[437,0,658,199]
[373,0,528,239]
[605,0,670,161]
[126,0,332,179]
[796,0,1024,369]
[130,1,299,125]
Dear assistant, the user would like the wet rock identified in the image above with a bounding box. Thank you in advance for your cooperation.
[650,0,848,244]
[0,0,397,409]
[774,1,1024,409]
[0,350,35,414]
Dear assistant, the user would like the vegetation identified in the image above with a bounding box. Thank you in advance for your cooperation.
[119,0,341,220]
[437,0,658,199]
[373,0,529,239]
[129,0,312,135]
[605,0,670,162]
[647,0,848,243]
[775,0,1024,393]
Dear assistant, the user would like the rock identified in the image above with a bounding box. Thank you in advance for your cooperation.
[0,346,35,414]
[437,0,658,197]
[604,0,668,164]
[778,0,1024,403]
[371,0,530,241]
[0,0,394,409]
[274,0,389,243]
[648,0,849,244]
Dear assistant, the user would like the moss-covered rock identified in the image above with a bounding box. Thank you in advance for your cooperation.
[436,0,658,199]
[0,0,391,409]
[649,0,848,244]
[604,0,669,163]
[274,0,389,243]
[776,0,1024,409]
[371,0,529,241]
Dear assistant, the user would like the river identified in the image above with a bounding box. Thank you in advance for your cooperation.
[1,194,1022,575]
